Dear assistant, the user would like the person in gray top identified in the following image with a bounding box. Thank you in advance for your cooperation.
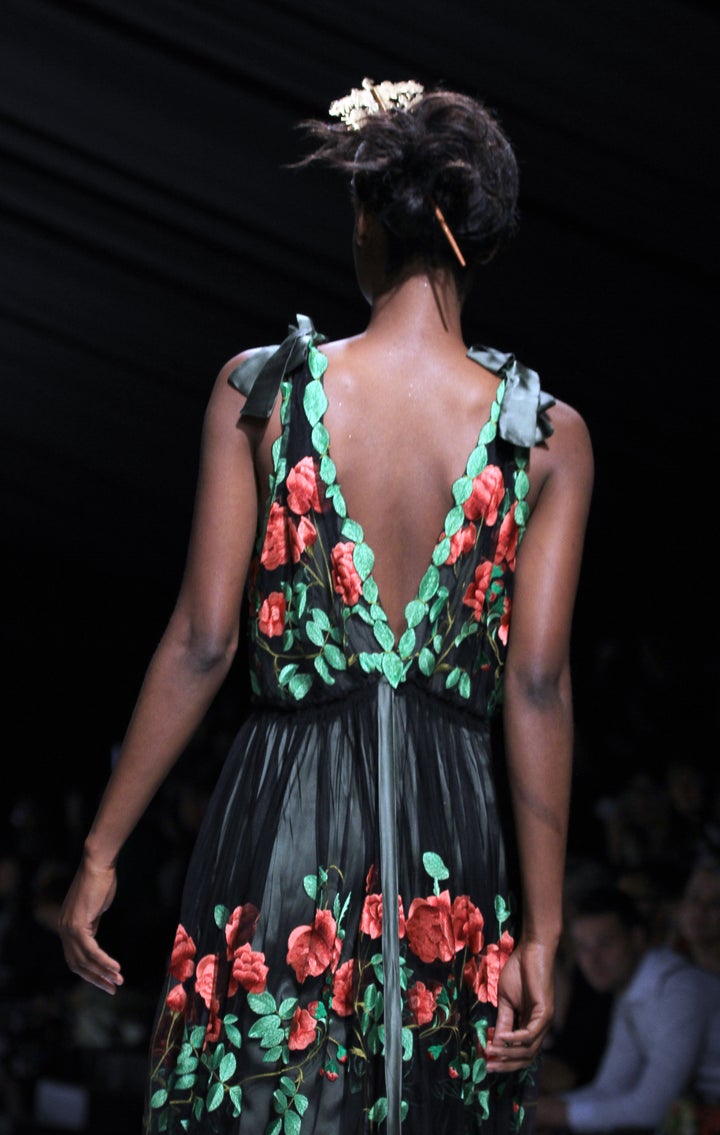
[536,886,720,1133]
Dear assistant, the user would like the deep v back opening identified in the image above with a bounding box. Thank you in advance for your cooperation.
[312,346,505,646]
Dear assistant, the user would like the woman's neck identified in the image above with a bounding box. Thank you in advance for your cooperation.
[365,269,465,347]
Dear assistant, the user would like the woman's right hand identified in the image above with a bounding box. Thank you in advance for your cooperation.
[58,856,124,995]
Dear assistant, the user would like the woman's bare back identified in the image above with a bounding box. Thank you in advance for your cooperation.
[255,332,514,640]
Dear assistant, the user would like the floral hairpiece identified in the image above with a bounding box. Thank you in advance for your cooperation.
[329,77,466,269]
[328,77,424,131]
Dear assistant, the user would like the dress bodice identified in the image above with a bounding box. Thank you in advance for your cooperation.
[230,316,555,719]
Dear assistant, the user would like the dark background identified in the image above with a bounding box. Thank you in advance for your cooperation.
[2,0,717,846]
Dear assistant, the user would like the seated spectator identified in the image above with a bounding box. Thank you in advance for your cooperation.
[669,854,720,976]
[535,886,720,1134]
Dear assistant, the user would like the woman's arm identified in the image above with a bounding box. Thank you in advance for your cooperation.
[486,401,594,1072]
[59,357,261,994]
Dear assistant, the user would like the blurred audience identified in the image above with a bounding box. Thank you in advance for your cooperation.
[669,854,720,976]
[536,886,720,1134]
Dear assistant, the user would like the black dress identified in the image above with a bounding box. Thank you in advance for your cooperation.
[144,316,554,1135]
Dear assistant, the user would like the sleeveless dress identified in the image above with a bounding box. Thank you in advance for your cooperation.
[144,316,555,1135]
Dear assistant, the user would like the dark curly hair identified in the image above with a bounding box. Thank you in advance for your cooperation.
[295,86,519,288]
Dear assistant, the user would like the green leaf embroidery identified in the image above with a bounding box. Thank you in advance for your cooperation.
[324,643,347,671]
[368,1097,388,1123]
[278,999,299,1021]
[320,455,336,485]
[308,344,328,378]
[341,518,364,543]
[418,647,435,676]
[150,1089,168,1109]
[314,655,335,684]
[479,420,497,444]
[229,1084,242,1117]
[398,628,416,659]
[284,1111,302,1135]
[432,537,451,566]
[373,621,395,652]
[382,652,404,688]
[467,445,488,478]
[214,904,230,930]
[404,598,427,629]
[219,1052,237,1081]
[458,672,472,699]
[430,588,449,623]
[303,875,318,900]
[248,992,277,1015]
[303,380,328,427]
[273,1089,289,1113]
[423,851,450,882]
[288,673,313,700]
[310,607,331,631]
[418,565,440,602]
[362,575,378,603]
[452,475,473,504]
[514,468,530,500]
[445,667,461,690]
[305,621,326,647]
[206,1082,224,1112]
[444,504,465,537]
[353,543,375,580]
[311,422,329,453]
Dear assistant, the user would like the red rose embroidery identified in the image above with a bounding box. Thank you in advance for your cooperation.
[194,954,219,1009]
[229,943,269,995]
[407,980,437,1026]
[462,561,493,621]
[286,909,342,983]
[445,522,477,565]
[165,983,188,1014]
[169,923,196,982]
[406,890,456,964]
[359,893,383,938]
[260,502,292,570]
[451,895,485,955]
[359,893,406,939]
[286,457,323,516]
[463,931,514,1006]
[225,903,261,958]
[494,503,519,570]
[331,959,356,1017]
[498,596,511,646]
[289,514,317,561]
[288,1004,318,1051]
[203,998,221,1048]
[258,591,286,637]
[330,542,362,607]
[463,465,505,525]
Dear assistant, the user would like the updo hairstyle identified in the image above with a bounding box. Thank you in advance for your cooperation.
[297,88,519,288]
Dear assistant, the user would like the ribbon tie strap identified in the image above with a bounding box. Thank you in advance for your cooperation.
[227,313,323,419]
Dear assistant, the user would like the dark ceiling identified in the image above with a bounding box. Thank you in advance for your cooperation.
[2,0,717,803]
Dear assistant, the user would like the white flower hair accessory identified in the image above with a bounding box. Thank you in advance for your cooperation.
[329,77,425,131]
